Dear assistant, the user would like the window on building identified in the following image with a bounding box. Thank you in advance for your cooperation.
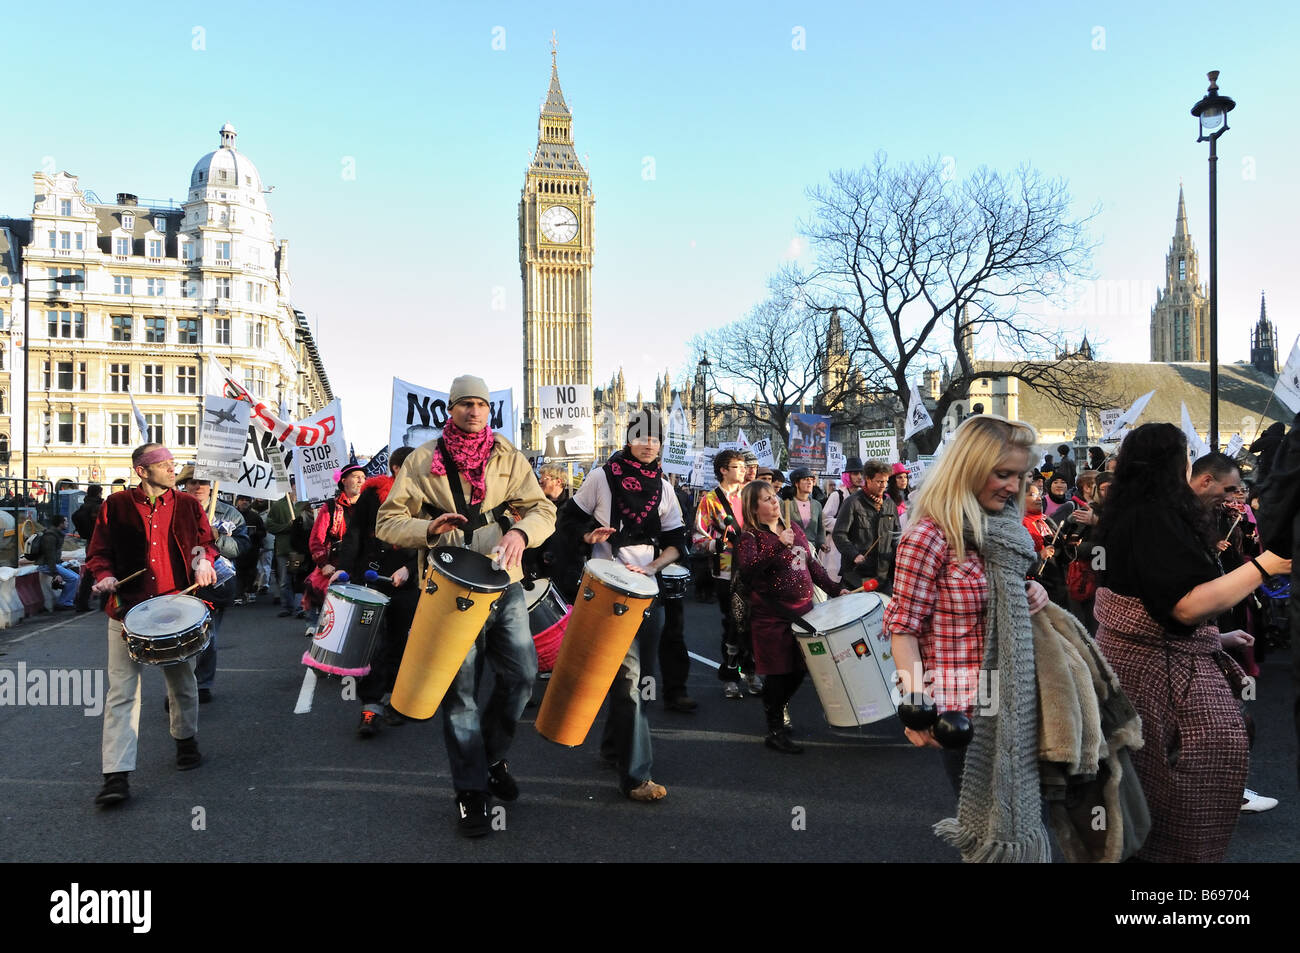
[215,240,231,260]
[122,213,134,230]
[246,321,265,349]
[45,310,84,339]
[75,232,83,250]
[215,277,231,299]
[1178,257,1186,281]
[57,412,74,443]
[108,363,130,392]
[48,230,56,248]
[177,413,197,447]
[111,315,133,341]
[51,266,85,291]
[60,231,71,249]
[177,319,199,345]
[177,365,197,393]
[154,217,166,232]
[181,278,196,298]
[214,317,231,345]
[146,413,164,444]
[113,275,133,295]
[114,236,130,256]
[108,412,131,446]
[148,239,163,258]
[0,390,4,414]
[142,364,163,393]
[182,241,196,260]
[145,317,166,343]
[60,199,72,216]
[146,277,165,297]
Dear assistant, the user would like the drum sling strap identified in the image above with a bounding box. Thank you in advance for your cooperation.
[710,486,738,576]
[435,439,512,547]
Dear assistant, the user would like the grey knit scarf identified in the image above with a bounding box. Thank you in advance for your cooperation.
[934,501,1051,863]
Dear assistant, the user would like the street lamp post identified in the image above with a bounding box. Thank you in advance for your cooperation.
[20,271,84,484]
[696,354,711,448]
[1191,70,1235,451]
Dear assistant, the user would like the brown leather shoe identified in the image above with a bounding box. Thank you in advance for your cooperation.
[626,780,668,802]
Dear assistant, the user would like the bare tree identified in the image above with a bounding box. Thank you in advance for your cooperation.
[787,153,1112,452]
[688,294,858,460]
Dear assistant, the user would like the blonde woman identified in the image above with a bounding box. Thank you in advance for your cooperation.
[883,415,1050,862]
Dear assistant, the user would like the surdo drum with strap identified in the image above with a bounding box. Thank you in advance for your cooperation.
[522,577,571,674]
[389,546,510,721]
[794,591,898,727]
[535,559,659,746]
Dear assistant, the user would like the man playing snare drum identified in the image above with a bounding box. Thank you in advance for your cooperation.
[85,443,221,807]
[377,375,556,838]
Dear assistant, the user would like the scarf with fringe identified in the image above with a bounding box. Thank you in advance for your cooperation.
[429,424,494,505]
[934,501,1052,863]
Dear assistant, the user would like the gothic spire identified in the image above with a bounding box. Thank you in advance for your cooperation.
[1174,183,1190,241]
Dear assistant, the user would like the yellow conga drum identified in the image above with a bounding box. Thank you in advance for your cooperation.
[390,546,510,721]
[535,559,659,746]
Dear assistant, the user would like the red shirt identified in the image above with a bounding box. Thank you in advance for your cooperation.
[883,517,988,713]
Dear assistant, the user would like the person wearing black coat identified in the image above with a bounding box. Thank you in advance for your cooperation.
[72,485,104,612]
[334,447,420,737]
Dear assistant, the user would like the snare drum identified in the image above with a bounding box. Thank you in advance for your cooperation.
[657,564,690,600]
[795,591,896,727]
[302,583,390,677]
[523,578,571,674]
[535,559,658,746]
[122,594,212,666]
[390,547,510,721]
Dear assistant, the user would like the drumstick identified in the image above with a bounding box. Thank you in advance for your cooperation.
[1222,514,1241,543]
[115,567,149,587]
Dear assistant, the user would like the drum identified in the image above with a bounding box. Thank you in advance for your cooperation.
[390,547,510,720]
[657,564,690,599]
[302,583,390,677]
[535,559,659,746]
[122,594,212,666]
[794,591,896,727]
[523,578,570,674]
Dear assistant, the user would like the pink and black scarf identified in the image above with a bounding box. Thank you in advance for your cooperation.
[430,424,495,505]
[605,450,663,531]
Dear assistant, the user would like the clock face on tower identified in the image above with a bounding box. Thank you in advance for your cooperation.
[540,204,578,243]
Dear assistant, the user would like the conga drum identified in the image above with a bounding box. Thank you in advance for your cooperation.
[389,547,510,721]
[535,559,658,746]
[794,591,897,727]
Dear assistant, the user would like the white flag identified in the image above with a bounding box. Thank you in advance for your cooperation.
[1180,402,1210,462]
[1103,390,1155,440]
[127,390,149,442]
[904,382,934,441]
[207,352,236,397]
[736,428,751,449]
[1274,335,1300,415]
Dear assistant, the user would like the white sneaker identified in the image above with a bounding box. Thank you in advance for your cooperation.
[744,673,764,695]
[1241,788,1278,813]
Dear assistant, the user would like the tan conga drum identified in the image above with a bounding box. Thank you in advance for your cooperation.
[390,546,510,721]
[535,559,659,746]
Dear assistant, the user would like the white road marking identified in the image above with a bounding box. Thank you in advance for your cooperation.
[688,651,720,670]
[294,668,317,714]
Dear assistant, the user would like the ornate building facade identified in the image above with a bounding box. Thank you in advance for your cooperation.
[1150,185,1210,362]
[519,51,595,451]
[0,124,332,488]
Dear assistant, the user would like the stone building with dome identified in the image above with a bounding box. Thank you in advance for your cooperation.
[0,123,333,489]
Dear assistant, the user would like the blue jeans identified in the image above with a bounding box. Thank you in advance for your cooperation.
[194,608,225,690]
[440,582,537,793]
[600,602,663,793]
[45,565,79,608]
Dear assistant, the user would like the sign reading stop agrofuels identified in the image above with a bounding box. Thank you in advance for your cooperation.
[538,385,594,462]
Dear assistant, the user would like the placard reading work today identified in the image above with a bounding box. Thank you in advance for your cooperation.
[539,385,594,461]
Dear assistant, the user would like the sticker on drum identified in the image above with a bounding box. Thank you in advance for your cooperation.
[427,546,511,593]
[583,558,659,600]
[795,591,895,728]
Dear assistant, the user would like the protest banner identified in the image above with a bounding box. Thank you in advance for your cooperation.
[230,425,292,501]
[857,428,898,464]
[538,385,594,462]
[287,399,349,501]
[389,377,514,450]
[195,396,252,480]
[690,448,719,490]
[751,435,776,468]
[663,396,695,476]
[363,445,391,477]
[787,413,830,469]
[826,441,845,476]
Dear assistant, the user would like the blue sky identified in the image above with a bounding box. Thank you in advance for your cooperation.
[3,1,1296,449]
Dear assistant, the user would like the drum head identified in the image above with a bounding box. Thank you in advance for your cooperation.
[585,559,659,599]
[428,546,511,593]
[800,591,882,634]
[522,577,552,610]
[328,583,391,606]
[660,565,690,580]
[124,594,209,635]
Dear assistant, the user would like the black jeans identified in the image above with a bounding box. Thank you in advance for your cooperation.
[714,579,754,683]
[761,671,805,732]
[658,597,691,699]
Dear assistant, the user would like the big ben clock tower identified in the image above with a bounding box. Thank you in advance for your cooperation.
[520,43,594,452]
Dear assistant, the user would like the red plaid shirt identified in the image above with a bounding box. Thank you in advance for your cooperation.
[883,517,988,713]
